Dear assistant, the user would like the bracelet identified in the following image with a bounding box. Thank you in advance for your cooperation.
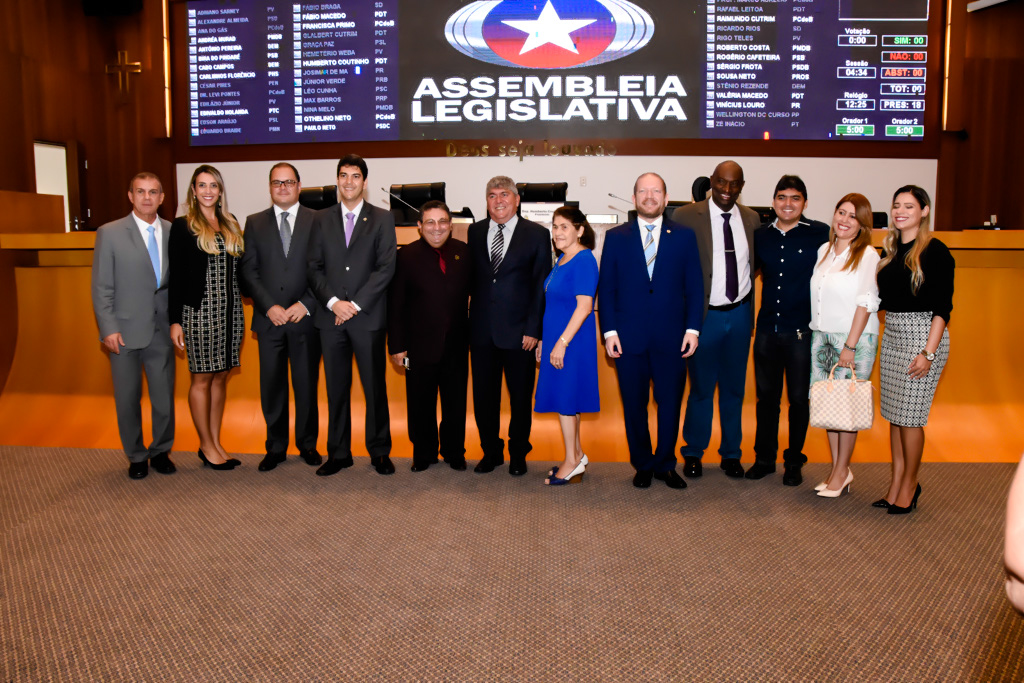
[843,343,856,352]
[559,337,570,346]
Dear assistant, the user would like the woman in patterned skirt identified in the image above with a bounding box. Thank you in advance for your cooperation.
[169,165,245,470]
[875,185,954,514]
[808,193,880,498]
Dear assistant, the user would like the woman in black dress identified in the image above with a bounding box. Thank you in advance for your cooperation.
[875,185,954,513]
[169,165,245,469]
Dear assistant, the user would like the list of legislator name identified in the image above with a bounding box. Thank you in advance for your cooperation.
[703,0,930,140]
[187,1,399,146]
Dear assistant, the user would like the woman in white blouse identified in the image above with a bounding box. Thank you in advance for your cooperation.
[809,193,880,497]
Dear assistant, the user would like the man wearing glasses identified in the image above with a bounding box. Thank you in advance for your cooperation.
[387,201,472,472]
[239,162,322,472]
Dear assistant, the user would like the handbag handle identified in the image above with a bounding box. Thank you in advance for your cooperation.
[827,362,859,394]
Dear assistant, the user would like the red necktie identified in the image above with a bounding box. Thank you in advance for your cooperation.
[434,248,446,274]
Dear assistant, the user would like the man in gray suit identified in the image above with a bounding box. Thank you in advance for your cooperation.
[91,172,176,479]
[672,160,761,480]
[239,162,322,472]
[307,154,397,477]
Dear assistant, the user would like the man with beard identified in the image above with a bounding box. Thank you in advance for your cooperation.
[597,172,704,489]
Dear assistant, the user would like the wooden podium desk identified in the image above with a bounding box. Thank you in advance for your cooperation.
[0,230,1022,465]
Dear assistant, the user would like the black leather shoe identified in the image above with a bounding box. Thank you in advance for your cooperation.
[410,461,433,472]
[633,470,653,488]
[372,456,396,475]
[782,466,803,487]
[149,453,176,475]
[745,462,776,480]
[128,460,148,479]
[446,458,467,471]
[683,457,703,478]
[653,469,687,489]
[509,460,528,476]
[474,458,499,473]
[299,449,322,466]
[258,453,287,472]
[720,459,745,478]
[316,456,353,477]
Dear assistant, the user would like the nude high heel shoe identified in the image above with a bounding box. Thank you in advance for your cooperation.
[817,471,853,498]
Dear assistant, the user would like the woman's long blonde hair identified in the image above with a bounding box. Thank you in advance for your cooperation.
[186,164,244,256]
[819,193,873,273]
[877,185,931,294]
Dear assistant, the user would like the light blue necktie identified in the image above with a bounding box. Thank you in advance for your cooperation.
[146,225,161,285]
[644,224,656,279]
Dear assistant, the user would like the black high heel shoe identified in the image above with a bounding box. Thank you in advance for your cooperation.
[887,483,922,515]
[871,498,891,509]
[198,449,240,469]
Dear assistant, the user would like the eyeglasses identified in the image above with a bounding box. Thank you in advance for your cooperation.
[270,180,298,188]
[421,219,451,229]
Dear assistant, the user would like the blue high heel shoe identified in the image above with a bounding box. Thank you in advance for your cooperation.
[546,460,586,486]
[549,454,588,477]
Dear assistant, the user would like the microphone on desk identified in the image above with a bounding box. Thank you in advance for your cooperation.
[382,188,420,215]
[608,192,633,205]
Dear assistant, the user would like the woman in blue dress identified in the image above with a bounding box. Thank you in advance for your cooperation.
[534,207,600,485]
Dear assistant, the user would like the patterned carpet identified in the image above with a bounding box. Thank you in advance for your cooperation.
[2,445,1021,682]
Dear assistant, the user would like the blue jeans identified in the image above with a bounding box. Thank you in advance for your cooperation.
[681,301,752,460]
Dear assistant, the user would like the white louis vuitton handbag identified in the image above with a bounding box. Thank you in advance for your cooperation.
[809,363,874,432]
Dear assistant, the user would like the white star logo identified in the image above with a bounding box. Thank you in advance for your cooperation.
[502,1,596,55]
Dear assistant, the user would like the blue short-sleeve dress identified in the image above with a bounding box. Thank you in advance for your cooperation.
[534,249,600,415]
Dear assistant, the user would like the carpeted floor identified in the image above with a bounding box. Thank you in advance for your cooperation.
[2,445,1021,682]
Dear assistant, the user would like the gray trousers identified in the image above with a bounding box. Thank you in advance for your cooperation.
[108,334,176,462]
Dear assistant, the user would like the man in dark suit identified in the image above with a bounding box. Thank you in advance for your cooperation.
[91,172,175,479]
[388,201,472,472]
[598,172,704,489]
[673,160,762,480]
[239,162,322,472]
[307,154,397,476]
[468,176,552,476]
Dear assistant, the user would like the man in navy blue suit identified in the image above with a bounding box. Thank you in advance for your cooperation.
[598,173,704,489]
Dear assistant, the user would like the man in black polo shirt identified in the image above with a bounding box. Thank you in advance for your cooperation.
[746,176,829,486]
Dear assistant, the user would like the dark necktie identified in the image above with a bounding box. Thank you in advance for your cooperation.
[722,213,738,302]
[490,223,505,272]
[434,247,446,274]
[279,212,292,256]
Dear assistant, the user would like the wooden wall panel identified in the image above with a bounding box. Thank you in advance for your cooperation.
[937,1,1024,230]
[0,0,176,229]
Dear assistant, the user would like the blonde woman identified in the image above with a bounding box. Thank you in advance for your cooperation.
[169,165,245,470]
[809,194,880,498]
[875,185,954,514]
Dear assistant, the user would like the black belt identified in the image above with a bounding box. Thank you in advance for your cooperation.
[708,291,752,312]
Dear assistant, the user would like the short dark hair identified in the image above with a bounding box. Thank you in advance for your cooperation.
[336,154,368,178]
[129,172,163,193]
[552,206,596,252]
[418,200,451,220]
[269,162,300,183]
[774,175,807,200]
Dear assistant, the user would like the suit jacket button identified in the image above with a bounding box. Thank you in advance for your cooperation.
[649,289,654,294]
[346,266,350,271]
[493,278,497,283]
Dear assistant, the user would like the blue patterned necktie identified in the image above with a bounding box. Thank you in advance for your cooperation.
[644,224,656,279]
[146,225,160,285]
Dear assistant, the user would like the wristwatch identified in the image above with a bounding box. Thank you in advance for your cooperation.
[920,349,936,361]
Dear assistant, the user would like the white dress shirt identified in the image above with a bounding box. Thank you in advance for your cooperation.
[708,201,751,306]
[809,243,881,335]
[487,214,519,263]
[131,211,163,280]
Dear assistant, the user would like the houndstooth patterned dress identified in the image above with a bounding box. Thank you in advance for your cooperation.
[879,311,949,427]
[181,233,243,374]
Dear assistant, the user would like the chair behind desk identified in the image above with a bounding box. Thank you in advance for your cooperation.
[298,185,338,211]
[388,182,474,226]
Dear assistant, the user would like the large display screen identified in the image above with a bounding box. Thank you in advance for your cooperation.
[185,0,933,145]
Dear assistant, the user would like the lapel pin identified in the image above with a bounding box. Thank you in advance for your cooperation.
[666,229,671,234]
[455,255,460,260]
